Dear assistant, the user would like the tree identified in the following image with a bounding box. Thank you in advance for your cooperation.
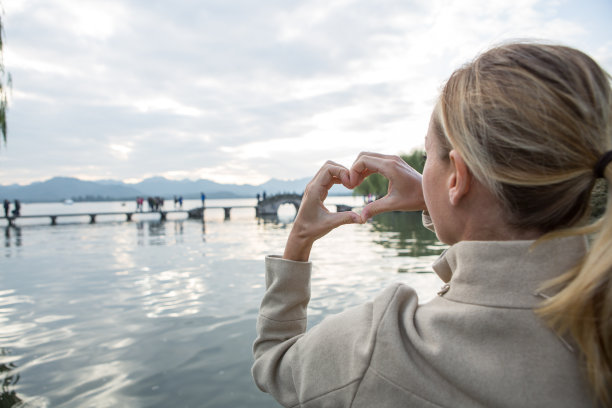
[353,149,426,198]
[0,7,10,148]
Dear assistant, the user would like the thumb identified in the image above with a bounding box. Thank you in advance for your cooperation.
[328,210,362,229]
[360,196,393,221]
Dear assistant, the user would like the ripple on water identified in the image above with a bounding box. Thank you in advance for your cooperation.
[1,205,443,407]
[136,268,207,318]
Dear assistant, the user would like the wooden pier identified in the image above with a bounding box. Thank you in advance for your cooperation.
[1,205,257,227]
[1,194,356,227]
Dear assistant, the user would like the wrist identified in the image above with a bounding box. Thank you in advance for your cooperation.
[283,228,314,262]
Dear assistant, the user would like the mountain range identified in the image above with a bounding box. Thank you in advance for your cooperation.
[0,176,352,202]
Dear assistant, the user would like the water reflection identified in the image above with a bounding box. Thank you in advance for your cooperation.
[135,220,204,246]
[137,267,207,318]
[370,211,446,258]
[3,227,22,249]
[136,221,145,246]
[256,214,293,228]
[148,222,166,246]
[0,348,22,407]
[173,220,184,244]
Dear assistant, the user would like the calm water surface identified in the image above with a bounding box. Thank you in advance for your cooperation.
[1,198,446,407]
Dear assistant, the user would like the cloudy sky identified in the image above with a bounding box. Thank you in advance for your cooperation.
[1,0,611,186]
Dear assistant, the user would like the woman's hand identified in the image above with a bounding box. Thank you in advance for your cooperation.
[349,152,426,221]
[283,161,362,262]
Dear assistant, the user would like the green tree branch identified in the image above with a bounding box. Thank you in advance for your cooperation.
[0,7,10,147]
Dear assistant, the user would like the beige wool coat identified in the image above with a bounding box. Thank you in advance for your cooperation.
[252,221,596,407]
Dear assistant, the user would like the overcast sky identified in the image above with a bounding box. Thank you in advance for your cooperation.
[1,0,611,186]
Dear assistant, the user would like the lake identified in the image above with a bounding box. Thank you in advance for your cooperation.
[0,197,446,407]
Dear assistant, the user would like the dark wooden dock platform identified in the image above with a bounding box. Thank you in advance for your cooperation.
[2,195,356,227]
[1,206,256,227]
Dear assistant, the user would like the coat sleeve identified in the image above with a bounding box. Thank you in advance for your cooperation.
[252,255,402,407]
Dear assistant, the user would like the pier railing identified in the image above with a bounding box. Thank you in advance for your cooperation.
[1,205,256,226]
[1,201,357,227]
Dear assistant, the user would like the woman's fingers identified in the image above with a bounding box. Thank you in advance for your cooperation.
[361,195,396,221]
[349,152,426,221]
[283,153,424,261]
[296,161,361,235]
[307,161,357,203]
[353,151,398,161]
[284,161,362,261]
[351,152,404,176]
[348,152,399,188]
[326,209,363,229]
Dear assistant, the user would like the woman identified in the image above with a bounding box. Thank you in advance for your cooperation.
[252,42,612,407]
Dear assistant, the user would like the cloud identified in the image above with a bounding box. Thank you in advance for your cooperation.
[1,0,611,185]
[109,143,132,160]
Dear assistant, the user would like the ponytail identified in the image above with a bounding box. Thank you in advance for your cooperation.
[537,168,612,405]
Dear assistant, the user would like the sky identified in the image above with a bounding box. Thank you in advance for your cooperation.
[1,0,611,186]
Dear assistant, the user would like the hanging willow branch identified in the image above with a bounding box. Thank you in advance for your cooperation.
[0,8,11,147]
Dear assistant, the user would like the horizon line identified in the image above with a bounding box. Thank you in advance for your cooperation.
[0,174,314,187]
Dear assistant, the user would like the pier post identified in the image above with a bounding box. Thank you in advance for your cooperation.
[89,214,96,224]
[126,213,133,221]
[50,216,57,225]
[223,207,231,220]
[160,211,167,221]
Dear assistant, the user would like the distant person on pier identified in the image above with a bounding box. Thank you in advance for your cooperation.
[3,199,9,218]
[252,43,612,407]
[12,200,20,217]
[178,196,183,209]
[256,193,261,203]
[201,192,206,206]
[262,191,266,200]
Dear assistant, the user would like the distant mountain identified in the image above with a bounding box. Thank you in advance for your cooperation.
[132,177,243,197]
[0,176,352,203]
[0,177,142,202]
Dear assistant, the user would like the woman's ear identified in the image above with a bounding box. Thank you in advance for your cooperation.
[447,150,472,206]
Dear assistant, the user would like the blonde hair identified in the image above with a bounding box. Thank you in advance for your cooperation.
[434,42,612,404]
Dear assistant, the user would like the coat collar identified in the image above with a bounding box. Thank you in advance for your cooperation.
[431,235,588,308]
